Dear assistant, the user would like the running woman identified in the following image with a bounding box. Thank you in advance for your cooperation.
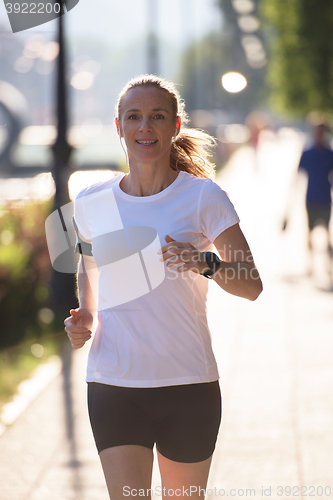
[64,75,263,500]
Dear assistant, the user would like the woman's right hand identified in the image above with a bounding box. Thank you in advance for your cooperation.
[64,308,94,350]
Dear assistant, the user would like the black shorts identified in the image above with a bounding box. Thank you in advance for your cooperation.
[306,204,331,230]
[87,380,222,463]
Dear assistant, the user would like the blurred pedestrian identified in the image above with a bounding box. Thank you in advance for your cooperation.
[298,122,333,279]
[64,75,262,500]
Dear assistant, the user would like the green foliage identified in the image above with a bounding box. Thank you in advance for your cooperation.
[0,200,55,349]
[0,333,67,409]
[261,0,333,117]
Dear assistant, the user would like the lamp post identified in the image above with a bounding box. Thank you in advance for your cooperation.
[221,71,247,121]
[147,0,159,74]
[50,0,77,313]
[51,0,73,210]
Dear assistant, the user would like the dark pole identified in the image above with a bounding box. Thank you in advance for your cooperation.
[51,0,73,209]
[50,0,78,315]
[147,0,159,74]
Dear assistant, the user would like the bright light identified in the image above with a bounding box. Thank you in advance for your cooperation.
[232,0,254,15]
[217,124,251,144]
[241,36,267,68]
[68,171,116,200]
[80,60,101,76]
[31,343,45,358]
[68,119,104,146]
[70,71,94,90]
[222,72,247,93]
[14,56,34,73]
[71,56,101,76]
[23,37,44,58]
[237,15,260,33]
[40,42,59,61]
[19,126,56,145]
[241,35,263,54]
[38,308,55,325]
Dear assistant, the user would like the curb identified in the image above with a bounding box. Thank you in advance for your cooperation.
[0,355,62,437]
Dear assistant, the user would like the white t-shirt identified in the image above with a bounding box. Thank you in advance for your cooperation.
[74,170,240,388]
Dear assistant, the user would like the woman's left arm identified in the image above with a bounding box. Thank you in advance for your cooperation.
[160,224,263,301]
[211,223,263,301]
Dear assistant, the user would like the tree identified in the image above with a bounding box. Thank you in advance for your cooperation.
[179,29,268,122]
[261,0,333,117]
[179,32,229,112]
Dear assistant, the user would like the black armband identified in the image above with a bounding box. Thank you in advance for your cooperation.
[72,217,93,257]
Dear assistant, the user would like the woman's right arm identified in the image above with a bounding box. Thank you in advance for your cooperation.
[64,255,97,350]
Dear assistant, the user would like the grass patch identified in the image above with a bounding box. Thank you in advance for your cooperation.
[0,332,68,410]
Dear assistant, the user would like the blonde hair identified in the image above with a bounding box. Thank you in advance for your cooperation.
[116,74,217,179]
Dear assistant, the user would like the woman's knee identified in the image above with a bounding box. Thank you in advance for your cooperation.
[100,445,154,499]
[157,451,213,499]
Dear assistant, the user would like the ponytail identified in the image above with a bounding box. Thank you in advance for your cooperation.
[171,128,217,179]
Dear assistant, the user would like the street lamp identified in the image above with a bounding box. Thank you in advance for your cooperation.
[147,0,159,74]
[221,71,248,122]
[51,0,73,210]
[50,0,77,312]
[222,72,247,93]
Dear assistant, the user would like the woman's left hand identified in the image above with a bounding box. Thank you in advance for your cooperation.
[158,235,207,275]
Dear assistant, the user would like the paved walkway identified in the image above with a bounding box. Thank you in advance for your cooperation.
[207,129,333,498]
[0,130,332,499]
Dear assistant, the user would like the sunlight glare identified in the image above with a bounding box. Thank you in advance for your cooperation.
[68,170,118,200]
[222,72,247,93]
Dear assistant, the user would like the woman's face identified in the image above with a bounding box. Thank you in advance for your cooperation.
[117,86,180,166]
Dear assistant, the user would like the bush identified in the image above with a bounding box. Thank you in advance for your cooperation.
[0,332,68,409]
[0,199,57,349]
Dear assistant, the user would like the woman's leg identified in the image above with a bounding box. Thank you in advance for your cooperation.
[153,382,221,499]
[88,382,220,499]
[99,444,154,500]
[87,383,156,498]
[157,451,213,500]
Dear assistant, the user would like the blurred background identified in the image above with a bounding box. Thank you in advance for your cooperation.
[0,1,332,498]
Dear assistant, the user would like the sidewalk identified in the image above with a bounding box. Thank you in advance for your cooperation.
[207,130,333,497]
[0,343,108,500]
[0,130,332,499]
[207,237,333,497]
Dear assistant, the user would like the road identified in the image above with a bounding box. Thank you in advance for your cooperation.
[0,130,332,499]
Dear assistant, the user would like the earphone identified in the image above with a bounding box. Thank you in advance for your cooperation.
[174,127,178,138]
